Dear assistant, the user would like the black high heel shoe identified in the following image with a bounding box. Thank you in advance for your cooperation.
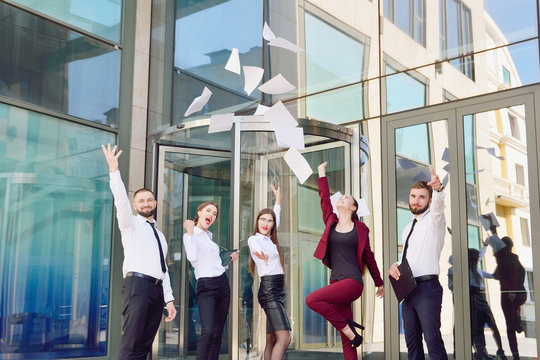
[345,319,364,347]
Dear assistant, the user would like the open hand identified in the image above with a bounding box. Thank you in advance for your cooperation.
[101,143,122,172]
[253,250,269,266]
[270,184,281,205]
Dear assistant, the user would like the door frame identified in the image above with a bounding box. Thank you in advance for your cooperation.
[381,84,540,360]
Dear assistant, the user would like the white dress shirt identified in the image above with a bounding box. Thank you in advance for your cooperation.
[183,226,226,279]
[248,205,283,277]
[109,170,174,303]
[400,190,446,277]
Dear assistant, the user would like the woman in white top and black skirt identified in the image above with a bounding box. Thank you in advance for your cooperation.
[183,201,240,360]
[248,185,291,360]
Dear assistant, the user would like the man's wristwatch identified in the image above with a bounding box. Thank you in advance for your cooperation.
[436,185,444,192]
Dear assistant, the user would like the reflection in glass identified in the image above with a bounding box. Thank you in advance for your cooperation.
[9,0,122,42]
[395,120,453,357]
[383,0,426,46]
[385,64,426,113]
[464,106,535,359]
[174,0,262,97]
[440,0,474,79]
[0,103,115,358]
[158,150,231,357]
[0,2,121,126]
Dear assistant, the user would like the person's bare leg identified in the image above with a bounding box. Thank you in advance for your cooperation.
[264,333,276,360]
[270,330,291,360]
[341,325,355,341]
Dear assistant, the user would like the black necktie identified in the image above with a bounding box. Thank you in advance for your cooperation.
[147,221,167,273]
[401,219,417,261]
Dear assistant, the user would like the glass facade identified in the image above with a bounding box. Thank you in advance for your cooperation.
[1,0,540,358]
[0,103,115,358]
[0,2,121,126]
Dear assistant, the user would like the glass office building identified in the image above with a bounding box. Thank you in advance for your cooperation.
[0,0,539,359]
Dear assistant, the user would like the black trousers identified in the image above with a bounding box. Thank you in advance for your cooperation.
[118,276,164,360]
[196,273,230,360]
[402,279,448,360]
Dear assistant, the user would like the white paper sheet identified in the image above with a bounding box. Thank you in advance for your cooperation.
[184,87,212,117]
[486,147,505,160]
[243,66,264,96]
[274,127,305,150]
[224,48,241,74]
[208,113,235,133]
[268,37,304,53]
[258,74,295,95]
[330,192,342,215]
[264,101,297,128]
[283,148,312,184]
[254,104,270,115]
[263,22,276,40]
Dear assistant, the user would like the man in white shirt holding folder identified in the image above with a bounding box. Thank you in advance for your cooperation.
[102,144,176,360]
[389,167,448,360]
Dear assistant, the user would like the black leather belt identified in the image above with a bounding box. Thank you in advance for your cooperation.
[414,274,438,283]
[126,271,162,285]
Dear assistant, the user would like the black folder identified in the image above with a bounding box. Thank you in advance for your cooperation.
[389,258,417,303]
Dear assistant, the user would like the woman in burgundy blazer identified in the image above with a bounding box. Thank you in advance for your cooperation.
[306,162,384,360]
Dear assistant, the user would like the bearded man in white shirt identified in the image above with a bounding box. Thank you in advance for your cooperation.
[389,167,448,360]
[102,144,177,360]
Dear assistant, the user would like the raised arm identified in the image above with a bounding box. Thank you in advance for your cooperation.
[427,167,445,228]
[102,144,133,230]
[182,220,198,263]
[317,162,334,223]
[271,184,281,228]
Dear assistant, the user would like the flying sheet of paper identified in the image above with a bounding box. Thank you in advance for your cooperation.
[264,101,297,128]
[360,135,370,156]
[441,147,449,162]
[208,113,235,133]
[486,147,505,160]
[475,145,486,150]
[268,37,304,53]
[466,169,484,174]
[330,191,370,217]
[263,22,276,40]
[224,48,240,74]
[397,157,417,170]
[254,104,270,115]
[243,66,264,96]
[443,163,450,173]
[283,148,312,184]
[258,74,296,95]
[479,212,500,231]
[274,127,305,150]
[442,173,449,187]
[184,87,212,117]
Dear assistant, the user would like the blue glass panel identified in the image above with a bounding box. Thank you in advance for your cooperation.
[0,102,114,358]
[0,2,121,126]
[385,65,426,113]
[467,224,480,250]
[395,0,411,36]
[305,12,365,92]
[395,124,430,164]
[175,0,262,97]
[306,83,364,124]
[8,0,122,43]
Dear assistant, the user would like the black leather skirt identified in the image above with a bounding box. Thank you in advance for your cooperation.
[258,274,291,332]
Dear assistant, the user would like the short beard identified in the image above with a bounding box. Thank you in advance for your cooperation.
[409,203,429,215]
[138,209,155,218]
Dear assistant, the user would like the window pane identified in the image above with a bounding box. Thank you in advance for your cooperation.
[0,2,121,126]
[464,114,476,184]
[467,224,480,249]
[306,83,364,124]
[385,64,426,113]
[520,217,531,247]
[0,102,115,358]
[305,12,365,92]
[395,123,430,164]
[395,0,411,36]
[9,0,122,43]
[174,0,262,97]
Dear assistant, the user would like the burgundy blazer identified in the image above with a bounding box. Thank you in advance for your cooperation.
[313,177,384,287]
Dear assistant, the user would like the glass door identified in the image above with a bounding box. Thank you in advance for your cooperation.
[235,130,350,359]
[156,146,231,358]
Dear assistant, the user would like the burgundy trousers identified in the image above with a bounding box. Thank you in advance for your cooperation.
[306,278,364,360]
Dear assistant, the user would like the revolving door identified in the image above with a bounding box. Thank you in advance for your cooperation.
[153,117,362,359]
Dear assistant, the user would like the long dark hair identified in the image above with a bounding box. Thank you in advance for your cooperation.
[468,248,482,287]
[193,201,219,226]
[248,208,284,276]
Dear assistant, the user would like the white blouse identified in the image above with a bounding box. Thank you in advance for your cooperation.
[248,205,283,277]
[183,226,226,279]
